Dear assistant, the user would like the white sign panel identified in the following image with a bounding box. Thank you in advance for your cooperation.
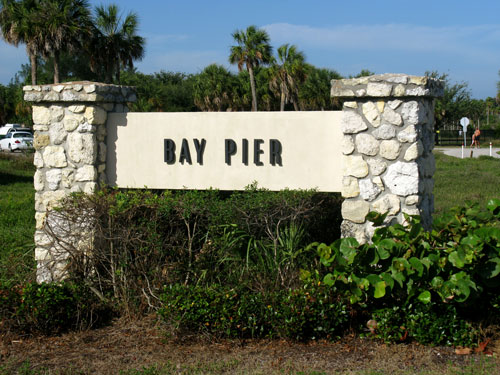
[107,112,343,192]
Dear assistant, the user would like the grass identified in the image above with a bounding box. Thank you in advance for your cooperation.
[433,152,500,215]
[0,152,36,284]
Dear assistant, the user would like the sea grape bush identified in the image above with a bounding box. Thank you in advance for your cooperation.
[304,199,500,311]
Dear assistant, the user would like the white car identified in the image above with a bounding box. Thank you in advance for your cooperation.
[0,131,34,152]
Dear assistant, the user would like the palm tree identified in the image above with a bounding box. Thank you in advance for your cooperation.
[299,65,342,111]
[38,0,92,84]
[91,4,145,83]
[269,44,306,111]
[0,0,42,85]
[229,25,272,111]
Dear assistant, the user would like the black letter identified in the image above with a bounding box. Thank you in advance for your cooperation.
[194,138,206,165]
[179,138,192,165]
[242,139,249,165]
[225,139,237,165]
[270,139,282,166]
[254,139,264,166]
[164,139,176,164]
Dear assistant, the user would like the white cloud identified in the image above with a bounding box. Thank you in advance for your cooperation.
[263,23,500,61]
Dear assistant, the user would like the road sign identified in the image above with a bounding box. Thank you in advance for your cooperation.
[460,117,470,129]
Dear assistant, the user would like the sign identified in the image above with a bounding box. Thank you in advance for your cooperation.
[460,117,469,129]
[107,112,343,192]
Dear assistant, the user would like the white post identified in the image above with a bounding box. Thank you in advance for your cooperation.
[490,142,493,157]
[461,144,464,159]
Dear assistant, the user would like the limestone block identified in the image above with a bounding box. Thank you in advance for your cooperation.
[341,111,368,134]
[372,194,401,215]
[49,122,67,145]
[42,146,67,168]
[73,84,83,92]
[35,212,47,230]
[71,185,81,193]
[68,105,85,113]
[393,84,406,97]
[341,220,368,244]
[388,100,402,110]
[342,176,360,198]
[383,161,419,196]
[356,134,379,156]
[62,91,78,101]
[68,133,96,164]
[41,190,67,211]
[397,125,418,143]
[373,124,396,140]
[62,169,75,188]
[63,115,83,132]
[35,230,53,247]
[366,83,392,97]
[84,182,98,194]
[344,101,358,109]
[34,170,44,191]
[84,106,107,125]
[376,101,385,112]
[46,169,62,190]
[367,158,387,176]
[379,140,401,160]
[359,178,382,201]
[343,155,369,178]
[342,200,370,224]
[75,165,97,182]
[373,176,384,190]
[53,85,64,93]
[355,89,366,97]
[409,76,428,85]
[402,101,426,126]
[50,106,65,122]
[77,122,96,133]
[34,151,44,168]
[34,133,50,150]
[402,207,420,216]
[404,141,423,161]
[32,106,51,125]
[382,106,403,126]
[362,102,380,127]
[405,195,420,206]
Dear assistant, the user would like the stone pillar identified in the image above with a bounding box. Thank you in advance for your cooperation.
[331,74,443,244]
[24,82,136,282]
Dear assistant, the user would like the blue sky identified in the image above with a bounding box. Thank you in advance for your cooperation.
[1,0,499,98]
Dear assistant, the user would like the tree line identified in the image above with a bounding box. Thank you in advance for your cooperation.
[1,2,499,129]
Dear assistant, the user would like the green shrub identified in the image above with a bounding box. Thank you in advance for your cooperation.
[0,282,112,335]
[45,187,341,314]
[158,284,350,341]
[372,302,478,347]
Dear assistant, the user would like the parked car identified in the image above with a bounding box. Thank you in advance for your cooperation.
[0,131,34,152]
[0,124,22,139]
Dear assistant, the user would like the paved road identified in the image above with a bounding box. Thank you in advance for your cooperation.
[434,146,500,159]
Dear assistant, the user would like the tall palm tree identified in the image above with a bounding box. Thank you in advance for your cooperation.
[91,4,145,83]
[269,44,306,111]
[229,25,272,111]
[38,0,92,84]
[0,0,42,85]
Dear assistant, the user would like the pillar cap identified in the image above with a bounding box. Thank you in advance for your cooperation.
[331,73,444,99]
[23,81,136,103]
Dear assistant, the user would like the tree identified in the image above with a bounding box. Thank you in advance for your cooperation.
[193,64,234,112]
[269,44,306,111]
[229,25,272,111]
[299,65,342,111]
[91,4,145,83]
[38,0,92,84]
[426,71,471,129]
[0,0,43,85]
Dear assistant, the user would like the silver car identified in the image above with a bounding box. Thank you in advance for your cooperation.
[0,131,34,152]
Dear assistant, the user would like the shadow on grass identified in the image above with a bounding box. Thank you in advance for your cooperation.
[0,171,33,185]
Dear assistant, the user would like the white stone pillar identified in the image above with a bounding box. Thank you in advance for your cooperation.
[24,82,136,282]
[331,74,443,243]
